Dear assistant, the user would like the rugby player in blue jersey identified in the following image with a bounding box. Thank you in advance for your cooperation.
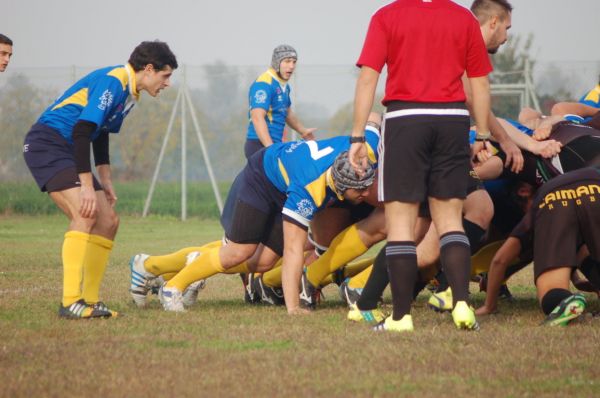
[0,34,12,72]
[244,45,316,158]
[23,41,178,319]
[151,125,380,314]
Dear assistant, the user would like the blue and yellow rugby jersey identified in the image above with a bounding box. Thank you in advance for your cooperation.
[263,126,380,227]
[579,84,600,108]
[246,68,292,143]
[38,64,139,144]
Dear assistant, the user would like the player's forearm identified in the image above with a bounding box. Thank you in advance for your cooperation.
[96,164,112,185]
[282,251,304,313]
[285,110,307,136]
[351,67,379,137]
[78,172,94,189]
[484,239,521,310]
[251,115,273,147]
[497,118,537,152]
[282,221,309,313]
[489,112,510,143]
[469,76,491,137]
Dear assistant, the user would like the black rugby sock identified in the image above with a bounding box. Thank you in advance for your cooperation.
[386,241,418,320]
[357,248,388,311]
[541,288,572,315]
[463,218,486,254]
[440,232,471,305]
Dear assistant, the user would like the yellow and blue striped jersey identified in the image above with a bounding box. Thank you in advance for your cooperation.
[38,64,138,144]
[246,68,291,143]
[263,126,380,227]
[579,84,600,108]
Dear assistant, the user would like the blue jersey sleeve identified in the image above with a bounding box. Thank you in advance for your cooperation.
[249,81,273,111]
[281,185,317,228]
[79,76,124,126]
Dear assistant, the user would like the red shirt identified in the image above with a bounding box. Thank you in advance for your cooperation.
[357,0,492,104]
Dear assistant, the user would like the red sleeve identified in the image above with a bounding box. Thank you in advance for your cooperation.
[356,12,387,72]
[465,17,493,78]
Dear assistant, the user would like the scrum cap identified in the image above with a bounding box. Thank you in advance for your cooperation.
[331,151,375,195]
[271,44,298,72]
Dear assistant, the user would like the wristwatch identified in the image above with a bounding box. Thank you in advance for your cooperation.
[349,136,366,144]
[475,131,491,142]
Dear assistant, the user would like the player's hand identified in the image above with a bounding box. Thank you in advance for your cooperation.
[475,304,497,316]
[348,142,368,177]
[287,306,312,315]
[79,185,97,218]
[499,138,524,173]
[532,139,562,158]
[470,140,494,165]
[532,122,553,141]
[302,128,317,141]
[103,182,118,208]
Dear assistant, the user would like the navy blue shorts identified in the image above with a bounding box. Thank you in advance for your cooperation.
[244,139,265,159]
[23,123,101,192]
[220,149,286,255]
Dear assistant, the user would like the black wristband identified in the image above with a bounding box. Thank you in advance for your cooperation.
[349,136,366,144]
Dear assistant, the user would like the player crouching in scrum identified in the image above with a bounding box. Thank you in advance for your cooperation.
[129,116,381,314]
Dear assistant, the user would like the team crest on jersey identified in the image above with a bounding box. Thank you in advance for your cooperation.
[296,199,315,218]
[98,90,114,111]
[254,90,267,104]
[276,87,282,95]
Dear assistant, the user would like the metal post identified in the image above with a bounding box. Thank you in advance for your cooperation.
[184,87,224,213]
[143,87,183,217]
[181,71,187,221]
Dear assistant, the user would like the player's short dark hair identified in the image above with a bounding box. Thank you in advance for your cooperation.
[470,0,513,23]
[128,40,178,72]
[0,34,13,46]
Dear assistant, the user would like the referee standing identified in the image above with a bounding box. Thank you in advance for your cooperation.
[349,0,493,332]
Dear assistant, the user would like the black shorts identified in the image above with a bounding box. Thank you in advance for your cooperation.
[533,180,600,280]
[23,123,102,192]
[378,102,470,202]
[418,169,482,218]
[244,139,265,159]
[220,150,286,256]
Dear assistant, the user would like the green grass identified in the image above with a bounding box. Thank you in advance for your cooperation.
[0,181,229,218]
[1,215,600,397]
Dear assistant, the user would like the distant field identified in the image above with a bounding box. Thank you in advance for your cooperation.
[1,215,599,397]
[0,181,229,218]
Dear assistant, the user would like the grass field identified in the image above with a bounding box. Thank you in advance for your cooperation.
[0,181,228,218]
[1,214,600,397]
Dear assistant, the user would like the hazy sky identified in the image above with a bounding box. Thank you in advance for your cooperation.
[3,0,600,68]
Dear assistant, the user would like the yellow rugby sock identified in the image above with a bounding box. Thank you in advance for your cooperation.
[344,257,374,278]
[224,261,250,275]
[166,246,224,291]
[160,272,177,281]
[262,258,284,287]
[348,265,373,289]
[62,231,90,306]
[144,240,222,275]
[81,234,113,304]
[306,224,367,286]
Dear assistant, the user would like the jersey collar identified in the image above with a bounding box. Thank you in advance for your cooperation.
[125,63,140,101]
[267,68,288,92]
[326,168,343,200]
